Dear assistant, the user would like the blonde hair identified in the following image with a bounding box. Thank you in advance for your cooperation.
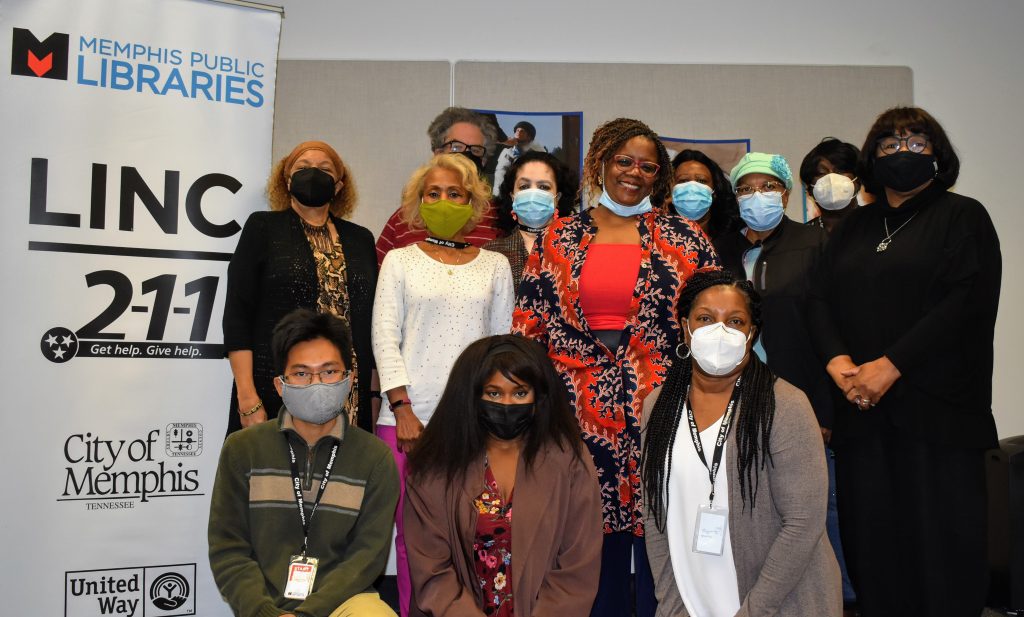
[399,154,491,232]
[266,140,358,218]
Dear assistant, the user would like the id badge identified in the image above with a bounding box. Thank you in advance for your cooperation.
[692,504,728,556]
[284,555,319,600]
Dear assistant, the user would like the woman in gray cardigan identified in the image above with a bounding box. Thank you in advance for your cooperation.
[640,270,840,617]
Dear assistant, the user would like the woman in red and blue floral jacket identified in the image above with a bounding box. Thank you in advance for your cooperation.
[512,118,719,617]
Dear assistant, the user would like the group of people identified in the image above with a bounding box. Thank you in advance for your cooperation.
[207,105,1002,617]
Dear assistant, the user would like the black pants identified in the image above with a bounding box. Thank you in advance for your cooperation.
[835,430,988,617]
[590,531,656,617]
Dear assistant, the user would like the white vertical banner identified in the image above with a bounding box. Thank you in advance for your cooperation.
[0,0,281,615]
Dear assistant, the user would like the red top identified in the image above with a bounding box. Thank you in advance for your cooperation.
[473,465,513,616]
[579,244,642,331]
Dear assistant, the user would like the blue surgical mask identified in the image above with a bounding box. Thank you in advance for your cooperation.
[598,187,652,217]
[671,181,714,220]
[738,191,785,232]
[512,188,556,228]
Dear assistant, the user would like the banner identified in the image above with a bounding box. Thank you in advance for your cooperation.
[0,0,281,614]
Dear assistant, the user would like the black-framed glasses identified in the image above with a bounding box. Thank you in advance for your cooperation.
[440,140,487,158]
[735,180,787,197]
[611,155,660,177]
[877,134,930,155]
[281,369,348,386]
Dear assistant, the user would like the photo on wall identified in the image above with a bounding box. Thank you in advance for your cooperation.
[658,136,751,178]
[474,109,583,196]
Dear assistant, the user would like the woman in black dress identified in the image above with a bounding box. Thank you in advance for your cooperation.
[807,107,1001,617]
[222,140,377,434]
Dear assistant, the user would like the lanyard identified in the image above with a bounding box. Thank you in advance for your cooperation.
[425,236,471,249]
[683,376,742,504]
[287,440,339,555]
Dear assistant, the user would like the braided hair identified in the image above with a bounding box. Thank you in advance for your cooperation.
[582,118,673,209]
[641,270,776,531]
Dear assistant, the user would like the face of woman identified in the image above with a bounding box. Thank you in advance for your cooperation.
[287,149,342,192]
[481,371,536,406]
[513,161,558,196]
[673,160,713,189]
[735,172,790,208]
[683,285,755,358]
[603,136,658,206]
[421,167,470,204]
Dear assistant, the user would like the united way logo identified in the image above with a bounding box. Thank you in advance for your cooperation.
[149,571,190,611]
[11,28,69,80]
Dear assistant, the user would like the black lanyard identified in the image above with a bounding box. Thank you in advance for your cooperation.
[683,376,742,504]
[517,223,545,234]
[425,236,471,249]
[287,440,339,555]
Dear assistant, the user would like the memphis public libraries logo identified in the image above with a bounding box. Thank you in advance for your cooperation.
[65,563,196,617]
[11,28,69,79]
[59,424,204,510]
[9,26,267,107]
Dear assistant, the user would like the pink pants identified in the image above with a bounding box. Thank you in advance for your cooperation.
[375,425,410,617]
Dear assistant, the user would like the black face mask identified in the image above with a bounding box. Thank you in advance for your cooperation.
[289,167,337,207]
[459,151,484,173]
[873,152,937,192]
[479,400,534,441]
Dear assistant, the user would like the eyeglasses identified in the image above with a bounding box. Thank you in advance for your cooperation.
[282,369,347,386]
[440,140,487,158]
[734,181,787,197]
[877,134,930,155]
[609,155,660,178]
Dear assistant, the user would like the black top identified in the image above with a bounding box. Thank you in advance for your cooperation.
[806,183,1001,448]
[715,217,834,429]
[222,209,378,433]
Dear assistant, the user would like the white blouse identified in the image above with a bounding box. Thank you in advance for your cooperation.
[372,244,514,426]
[666,405,742,617]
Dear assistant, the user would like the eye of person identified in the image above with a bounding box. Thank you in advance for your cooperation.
[447,189,465,200]
[517,182,531,191]
[763,181,784,192]
[426,190,441,199]
[537,182,554,192]
[291,370,310,380]
[514,389,531,398]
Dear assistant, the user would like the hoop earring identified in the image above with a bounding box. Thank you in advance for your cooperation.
[675,343,691,360]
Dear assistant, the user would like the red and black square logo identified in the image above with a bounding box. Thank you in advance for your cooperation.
[11,28,69,80]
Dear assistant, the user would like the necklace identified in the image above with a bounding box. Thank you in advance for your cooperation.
[425,243,468,275]
[877,213,918,252]
[299,217,334,253]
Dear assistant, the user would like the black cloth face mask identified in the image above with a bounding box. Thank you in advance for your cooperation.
[289,167,337,207]
[478,400,534,441]
[873,152,937,192]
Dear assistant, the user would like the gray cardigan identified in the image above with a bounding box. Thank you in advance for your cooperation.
[642,378,841,617]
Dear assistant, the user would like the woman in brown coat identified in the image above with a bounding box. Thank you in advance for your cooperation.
[404,335,603,617]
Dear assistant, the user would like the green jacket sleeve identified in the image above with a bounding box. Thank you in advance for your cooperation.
[208,435,286,617]
[294,447,399,617]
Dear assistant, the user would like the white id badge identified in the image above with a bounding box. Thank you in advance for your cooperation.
[283,555,319,600]
[692,504,728,555]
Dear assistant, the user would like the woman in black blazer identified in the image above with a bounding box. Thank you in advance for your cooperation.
[222,140,377,434]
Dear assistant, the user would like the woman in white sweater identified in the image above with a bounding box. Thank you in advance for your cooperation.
[372,153,514,617]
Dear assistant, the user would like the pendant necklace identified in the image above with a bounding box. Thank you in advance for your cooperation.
[877,213,918,252]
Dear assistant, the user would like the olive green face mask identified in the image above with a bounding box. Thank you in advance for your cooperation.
[419,199,474,239]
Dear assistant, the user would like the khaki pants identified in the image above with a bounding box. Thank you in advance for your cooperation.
[328,592,397,617]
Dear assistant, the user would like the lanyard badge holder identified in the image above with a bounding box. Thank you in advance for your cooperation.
[283,440,338,600]
[685,377,741,556]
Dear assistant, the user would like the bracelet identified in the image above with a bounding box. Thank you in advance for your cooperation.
[370,390,382,400]
[389,398,412,409]
[239,401,264,417]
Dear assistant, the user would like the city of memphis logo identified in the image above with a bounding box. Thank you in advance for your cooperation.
[11,28,69,79]
[65,563,196,616]
[60,425,203,508]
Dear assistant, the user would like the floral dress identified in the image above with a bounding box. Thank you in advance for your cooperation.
[473,465,513,616]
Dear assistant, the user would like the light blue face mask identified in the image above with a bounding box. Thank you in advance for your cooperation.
[598,187,652,217]
[738,191,785,232]
[512,188,556,228]
[671,181,714,220]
